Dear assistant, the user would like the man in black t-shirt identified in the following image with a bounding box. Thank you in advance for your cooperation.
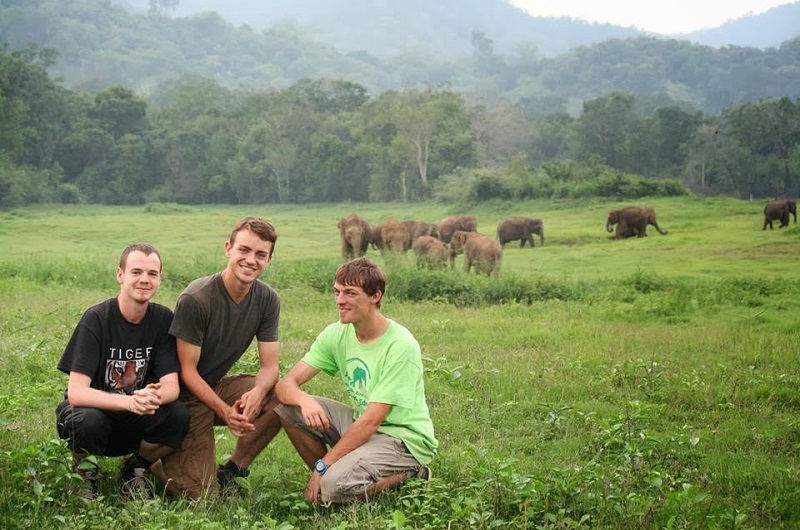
[56,243,190,500]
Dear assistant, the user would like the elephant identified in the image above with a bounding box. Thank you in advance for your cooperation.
[373,218,411,253]
[438,215,478,244]
[497,216,544,248]
[606,206,668,239]
[763,199,797,230]
[449,230,502,277]
[401,220,440,248]
[368,223,383,250]
[412,235,449,270]
[337,213,371,260]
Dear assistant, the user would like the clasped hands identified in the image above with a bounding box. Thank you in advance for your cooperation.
[224,388,264,437]
[127,382,163,415]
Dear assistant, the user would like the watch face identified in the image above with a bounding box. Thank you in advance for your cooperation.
[315,460,326,472]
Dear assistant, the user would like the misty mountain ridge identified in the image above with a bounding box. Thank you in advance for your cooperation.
[121,0,800,57]
[676,3,800,49]
[3,0,798,115]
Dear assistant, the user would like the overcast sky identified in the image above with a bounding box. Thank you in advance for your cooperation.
[508,0,792,34]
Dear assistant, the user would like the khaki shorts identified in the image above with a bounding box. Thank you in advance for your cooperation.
[158,374,272,499]
[275,396,421,503]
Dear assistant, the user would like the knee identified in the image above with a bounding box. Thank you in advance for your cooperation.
[57,407,111,454]
[166,401,191,434]
[159,436,218,500]
[319,461,374,503]
[319,472,350,502]
[274,403,300,426]
[259,392,281,415]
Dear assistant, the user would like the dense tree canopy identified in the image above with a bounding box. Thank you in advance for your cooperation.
[1,46,798,208]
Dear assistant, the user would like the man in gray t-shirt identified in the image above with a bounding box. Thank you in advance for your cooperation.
[156,217,283,499]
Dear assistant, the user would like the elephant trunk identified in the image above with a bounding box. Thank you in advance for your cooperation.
[606,219,614,233]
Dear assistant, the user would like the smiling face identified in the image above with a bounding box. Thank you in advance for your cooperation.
[333,281,381,325]
[224,228,273,286]
[332,257,385,325]
[116,250,162,305]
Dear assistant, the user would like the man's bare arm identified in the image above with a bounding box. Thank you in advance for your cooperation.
[238,340,279,420]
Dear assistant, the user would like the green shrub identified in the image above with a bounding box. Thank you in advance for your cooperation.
[143,202,192,214]
[517,172,555,199]
[656,178,689,196]
[385,269,586,306]
[432,168,476,204]
[468,174,514,202]
[56,183,83,204]
[269,258,339,294]
[596,172,660,199]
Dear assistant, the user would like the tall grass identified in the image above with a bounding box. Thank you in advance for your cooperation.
[1,197,799,529]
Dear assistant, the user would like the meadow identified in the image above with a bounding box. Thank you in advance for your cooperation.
[1,196,799,529]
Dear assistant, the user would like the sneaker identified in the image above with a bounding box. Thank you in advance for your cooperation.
[74,466,99,500]
[118,465,153,500]
[217,463,250,494]
[415,466,433,481]
[406,465,432,481]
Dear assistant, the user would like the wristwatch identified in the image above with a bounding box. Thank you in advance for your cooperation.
[314,459,328,475]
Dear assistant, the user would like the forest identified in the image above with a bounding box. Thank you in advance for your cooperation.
[1,0,799,207]
[2,44,798,208]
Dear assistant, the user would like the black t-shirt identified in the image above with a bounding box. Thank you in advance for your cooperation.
[57,298,179,395]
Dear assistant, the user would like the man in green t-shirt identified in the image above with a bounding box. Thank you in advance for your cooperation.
[275,257,437,505]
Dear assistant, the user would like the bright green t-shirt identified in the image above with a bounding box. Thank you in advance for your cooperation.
[302,320,438,465]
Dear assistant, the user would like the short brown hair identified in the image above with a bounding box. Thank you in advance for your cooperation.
[230,216,278,255]
[119,243,162,271]
[335,257,386,308]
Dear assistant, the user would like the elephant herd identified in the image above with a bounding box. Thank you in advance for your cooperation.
[337,214,534,276]
[338,198,796,276]
[604,198,796,239]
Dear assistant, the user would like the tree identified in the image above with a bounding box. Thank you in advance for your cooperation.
[683,124,722,193]
[149,77,239,203]
[575,92,640,171]
[90,86,147,140]
[0,45,71,169]
[651,106,704,174]
[471,30,505,78]
[105,133,161,204]
[718,97,800,197]
[529,111,575,162]
[359,86,476,201]
[231,87,321,203]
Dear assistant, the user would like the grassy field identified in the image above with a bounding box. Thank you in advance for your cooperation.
[1,196,799,529]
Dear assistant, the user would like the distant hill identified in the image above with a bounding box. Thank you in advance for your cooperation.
[3,0,799,115]
[682,2,800,49]
[121,0,800,56]
[119,0,646,57]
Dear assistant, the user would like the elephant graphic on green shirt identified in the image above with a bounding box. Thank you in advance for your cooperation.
[350,366,367,390]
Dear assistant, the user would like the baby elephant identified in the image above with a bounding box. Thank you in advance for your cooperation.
[449,230,502,277]
[412,235,449,270]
